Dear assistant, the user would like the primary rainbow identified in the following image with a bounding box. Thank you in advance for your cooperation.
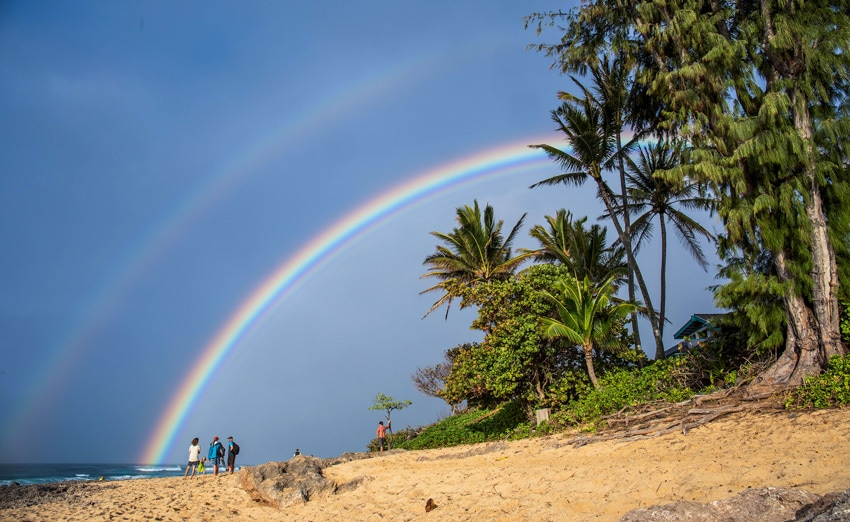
[140,137,554,464]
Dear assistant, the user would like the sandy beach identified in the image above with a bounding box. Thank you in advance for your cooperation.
[3,408,850,521]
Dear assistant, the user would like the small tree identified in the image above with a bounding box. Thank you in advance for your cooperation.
[369,393,411,449]
[539,273,640,389]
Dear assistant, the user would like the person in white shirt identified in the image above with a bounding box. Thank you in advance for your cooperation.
[184,437,202,477]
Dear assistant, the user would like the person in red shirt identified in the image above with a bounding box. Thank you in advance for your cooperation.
[376,421,390,452]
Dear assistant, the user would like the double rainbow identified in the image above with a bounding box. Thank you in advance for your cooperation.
[140,137,553,464]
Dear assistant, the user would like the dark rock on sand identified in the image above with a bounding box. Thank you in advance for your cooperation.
[619,487,850,521]
[0,481,115,510]
[794,489,850,521]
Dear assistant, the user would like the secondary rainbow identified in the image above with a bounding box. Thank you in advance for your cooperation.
[141,137,554,464]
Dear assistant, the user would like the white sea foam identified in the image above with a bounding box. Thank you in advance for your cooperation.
[0,464,185,485]
[134,465,179,472]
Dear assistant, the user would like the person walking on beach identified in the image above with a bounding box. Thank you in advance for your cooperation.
[184,437,202,477]
[376,421,390,452]
[226,436,239,474]
[208,436,225,476]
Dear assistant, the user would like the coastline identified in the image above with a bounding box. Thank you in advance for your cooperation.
[3,408,850,521]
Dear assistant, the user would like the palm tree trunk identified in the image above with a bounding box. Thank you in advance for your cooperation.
[658,215,668,341]
[616,132,642,354]
[594,176,665,359]
[584,342,600,389]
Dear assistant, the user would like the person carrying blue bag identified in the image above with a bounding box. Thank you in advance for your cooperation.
[207,436,225,476]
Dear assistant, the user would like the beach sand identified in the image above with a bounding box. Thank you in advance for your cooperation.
[3,408,850,521]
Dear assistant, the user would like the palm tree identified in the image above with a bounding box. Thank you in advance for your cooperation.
[421,200,531,318]
[616,140,715,340]
[590,57,650,356]
[525,209,627,287]
[529,87,666,359]
[539,273,639,388]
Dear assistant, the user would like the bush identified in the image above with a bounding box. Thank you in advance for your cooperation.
[550,358,696,430]
[366,427,420,452]
[395,402,526,450]
[785,354,850,408]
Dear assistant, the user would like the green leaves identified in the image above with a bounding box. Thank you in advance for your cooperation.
[369,393,411,421]
[539,273,640,388]
[786,355,850,409]
[421,200,531,318]
[396,402,527,450]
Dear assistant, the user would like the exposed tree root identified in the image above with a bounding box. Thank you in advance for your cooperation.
[565,386,789,448]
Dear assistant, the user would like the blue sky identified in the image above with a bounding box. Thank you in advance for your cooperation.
[0,1,720,465]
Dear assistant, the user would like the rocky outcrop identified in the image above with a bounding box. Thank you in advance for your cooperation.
[619,487,850,522]
[0,481,117,510]
[239,454,375,509]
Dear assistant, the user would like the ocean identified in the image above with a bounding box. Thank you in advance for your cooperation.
[0,463,190,486]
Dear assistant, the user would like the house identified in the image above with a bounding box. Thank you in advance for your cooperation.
[663,313,725,358]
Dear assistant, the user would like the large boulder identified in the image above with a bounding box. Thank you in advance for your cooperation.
[239,455,371,509]
[619,487,850,522]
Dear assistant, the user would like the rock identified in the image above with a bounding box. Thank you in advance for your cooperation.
[0,481,114,510]
[425,497,436,512]
[239,455,371,509]
[618,487,850,522]
[240,457,331,508]
[794,489,850,521]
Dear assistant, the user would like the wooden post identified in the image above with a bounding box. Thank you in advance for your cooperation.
[535,408,550,426]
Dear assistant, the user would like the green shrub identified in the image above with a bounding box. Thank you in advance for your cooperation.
[785,354,850,408]
[395,402,526,450]
[366,427,419,452]
[552,358,696,430]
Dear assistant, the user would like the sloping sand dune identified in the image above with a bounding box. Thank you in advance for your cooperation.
[3,408,849,521]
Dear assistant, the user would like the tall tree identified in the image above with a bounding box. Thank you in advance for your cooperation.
[615,140,715,340]
[587,56,649,356]
[527,0,850,385]
[539,273,639,388]
[529,87,666,359]
[525,209,627,287]
[421,200,531,319]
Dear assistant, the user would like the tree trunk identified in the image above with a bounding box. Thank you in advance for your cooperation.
[594,177,666,359]
[616,130,642,354]
[584,343,600,389]
[658,215,668,341]
[753,5,846,390]
[755,248,830,389]
[793,92,845,362]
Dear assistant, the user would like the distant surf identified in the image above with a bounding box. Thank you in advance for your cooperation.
[0,464,189,486]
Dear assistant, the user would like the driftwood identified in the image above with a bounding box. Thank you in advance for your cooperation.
[566,387,788,448]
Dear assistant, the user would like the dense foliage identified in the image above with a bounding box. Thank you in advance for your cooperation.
[528,0,850,384]
[395,0,850,456]
[786,355,850,408]
[546,357,696,431]
[440,264,645,412]
[393,402,527,450]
